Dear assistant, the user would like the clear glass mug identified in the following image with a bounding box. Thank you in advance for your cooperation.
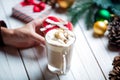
[45,30,75,75]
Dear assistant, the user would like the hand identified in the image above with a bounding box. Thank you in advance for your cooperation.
[1,18,45,49]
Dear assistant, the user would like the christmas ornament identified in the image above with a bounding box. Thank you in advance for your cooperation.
[109,56,120,80]
[108,16,120,48]
[93,21,108,36]
[95,9,111,21]
[57,0,75,10]
[40,16,73,35]
[54,0,75,13]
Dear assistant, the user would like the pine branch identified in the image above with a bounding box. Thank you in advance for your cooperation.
[111,5,120,16]
[85,7,94,29]
[68,1,94,26]
[68,1,93,16]
[85,4,98,29]
[71,6,92,25]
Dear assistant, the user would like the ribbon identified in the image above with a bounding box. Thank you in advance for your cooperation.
[20,0,46,12]
[40,18,68,31]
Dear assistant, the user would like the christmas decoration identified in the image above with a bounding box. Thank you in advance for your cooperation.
[93,21,108,36]
[68,0,120,29]
[12,0,51,23]
[40,16,73,35]
[109,66,120,80]
[95,9,111,21]
[57,0,75,10]
[68,1,97,29]
[109,56,120,80]
[51,0,75,13]
[108,16,120,48]
[112,56,120,67]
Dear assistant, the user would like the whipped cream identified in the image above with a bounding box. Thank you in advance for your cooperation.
[45,29,75,47]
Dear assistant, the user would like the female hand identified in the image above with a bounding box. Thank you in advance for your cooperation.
[1,18,45,49]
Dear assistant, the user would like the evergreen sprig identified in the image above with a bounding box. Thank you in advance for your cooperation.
[85,3,97,29]
[68,1,94,27]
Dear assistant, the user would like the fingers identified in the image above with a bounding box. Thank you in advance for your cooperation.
[30,18,46,36]
[31,17,46,28]
[28,18,47,46]
[32,32,45,45]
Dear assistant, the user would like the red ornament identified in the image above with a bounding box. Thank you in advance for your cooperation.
[41,16,73,35]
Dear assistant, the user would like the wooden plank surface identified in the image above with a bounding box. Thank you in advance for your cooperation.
[0,0,119,80]
[0,48,13,80]
[0,0,28,80]
[78,19,119,80]
[74,25,105,80]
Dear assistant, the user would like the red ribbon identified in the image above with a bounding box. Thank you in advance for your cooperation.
[20,0,46,12]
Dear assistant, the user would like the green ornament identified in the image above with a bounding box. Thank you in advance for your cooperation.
[95,9,111,21]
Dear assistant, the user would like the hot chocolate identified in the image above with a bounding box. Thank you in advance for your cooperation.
[45,28,75,74]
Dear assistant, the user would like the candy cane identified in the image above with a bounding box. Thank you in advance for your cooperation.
[40,18,68,31]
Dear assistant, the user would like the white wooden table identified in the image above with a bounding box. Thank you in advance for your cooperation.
[0,0,119,80]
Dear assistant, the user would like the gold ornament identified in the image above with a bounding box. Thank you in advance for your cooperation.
[93,21,108,36]
[57,0,75,9]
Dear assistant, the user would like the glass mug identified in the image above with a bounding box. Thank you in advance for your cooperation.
[45,29,75,74]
